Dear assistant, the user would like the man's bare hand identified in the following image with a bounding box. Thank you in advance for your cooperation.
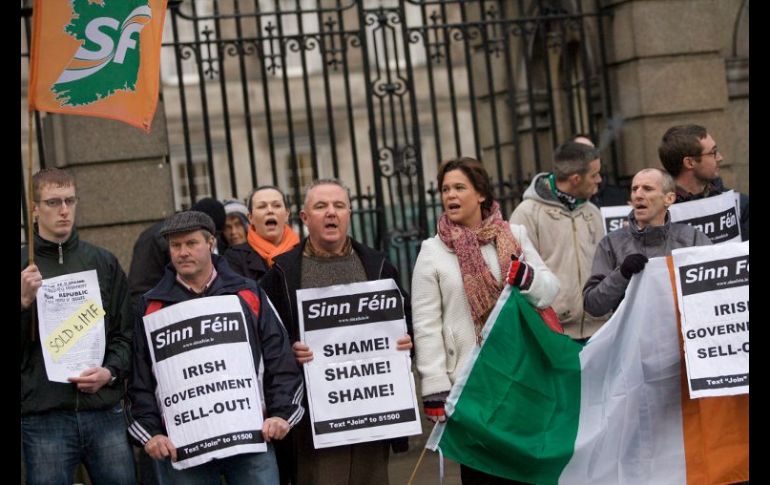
[292,341,314,364]
[21,264,43,309]
[144,434,177,461]
[68,367,111,394]
[396,334,412,351]
[262,416,290,442]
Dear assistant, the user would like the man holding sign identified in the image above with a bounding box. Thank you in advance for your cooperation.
[126,210,303,483]
[20,168,135,484]
[261,179,414,485]
[659,124,749,240]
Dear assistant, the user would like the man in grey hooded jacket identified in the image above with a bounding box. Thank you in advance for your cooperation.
[511,141,607,341]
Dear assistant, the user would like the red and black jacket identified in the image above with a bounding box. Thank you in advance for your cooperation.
[126,254,304,446]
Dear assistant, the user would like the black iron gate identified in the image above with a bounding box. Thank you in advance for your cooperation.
[21,0,616,289]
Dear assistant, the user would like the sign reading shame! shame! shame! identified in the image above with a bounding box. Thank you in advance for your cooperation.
[297,279,422,449]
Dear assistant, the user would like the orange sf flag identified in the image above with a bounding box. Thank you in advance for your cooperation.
[28,0,167,133]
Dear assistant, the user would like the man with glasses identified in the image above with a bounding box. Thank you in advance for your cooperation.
[20,168,136,484]
[658,124,749,240]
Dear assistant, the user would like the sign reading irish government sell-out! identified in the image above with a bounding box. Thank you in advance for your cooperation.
[673,241,749,399]
[142,295,265,470]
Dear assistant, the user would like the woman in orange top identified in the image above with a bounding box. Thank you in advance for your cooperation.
[224,186,300,282]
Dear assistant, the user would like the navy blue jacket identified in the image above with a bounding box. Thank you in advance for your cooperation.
[126,254,303,445]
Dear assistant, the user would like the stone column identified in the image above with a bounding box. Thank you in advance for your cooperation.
[42,101,173,270]
[603,0,746,189]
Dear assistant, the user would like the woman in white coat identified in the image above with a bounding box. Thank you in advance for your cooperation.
[412,157,559,485]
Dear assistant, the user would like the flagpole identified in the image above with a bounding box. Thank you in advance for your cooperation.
[406,446,428,485]
[27,113,35,264]
[27,111,37,342]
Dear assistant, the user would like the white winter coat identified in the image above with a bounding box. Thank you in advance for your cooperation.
[411,223,559,397]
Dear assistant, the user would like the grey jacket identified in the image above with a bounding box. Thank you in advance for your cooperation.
[583,211,712,316]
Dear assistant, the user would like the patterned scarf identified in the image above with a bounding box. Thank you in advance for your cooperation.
[548,173,586,211]
[247,224,300,267]
[437,201,522,343]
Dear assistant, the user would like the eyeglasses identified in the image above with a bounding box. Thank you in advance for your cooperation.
[695,148,719,158]
[39,196,79,208]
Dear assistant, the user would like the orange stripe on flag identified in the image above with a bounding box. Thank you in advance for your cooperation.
[666,257,749,485]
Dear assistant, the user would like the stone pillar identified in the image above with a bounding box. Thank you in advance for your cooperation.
[603,0,746,190]
[42,102,173,270]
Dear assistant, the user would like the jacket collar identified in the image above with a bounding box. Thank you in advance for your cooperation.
[145,253,257,304]
[33,228,79,258]
[627,211,671,245]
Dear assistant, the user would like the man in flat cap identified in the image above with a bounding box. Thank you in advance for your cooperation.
[126,210,304,484]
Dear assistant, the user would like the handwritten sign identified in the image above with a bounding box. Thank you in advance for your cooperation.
[45,300,105,362]
[37,270,106,382]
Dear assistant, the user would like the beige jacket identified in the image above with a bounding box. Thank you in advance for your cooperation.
[411,223,559,397]
[510,172,608,339]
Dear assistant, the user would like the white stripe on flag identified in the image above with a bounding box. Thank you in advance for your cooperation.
[559,258,686,484]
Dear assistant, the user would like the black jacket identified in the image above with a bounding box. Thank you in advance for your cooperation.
[127,220,168,309]
[126,254,304,445]
[21,229,133,415]
[260,238,412,453]
[223,242,270,283]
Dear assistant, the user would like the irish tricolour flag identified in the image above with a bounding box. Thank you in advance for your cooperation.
[426,257,748,484]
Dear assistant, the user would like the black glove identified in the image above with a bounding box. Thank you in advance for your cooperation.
[507,255,534,290]
[620,254,648,279]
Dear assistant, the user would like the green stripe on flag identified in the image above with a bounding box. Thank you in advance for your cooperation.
[436,288,583,483]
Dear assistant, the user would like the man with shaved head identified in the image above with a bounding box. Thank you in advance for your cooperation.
[583,168,712,316]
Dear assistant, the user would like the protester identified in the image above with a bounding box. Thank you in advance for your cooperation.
[223,199,250,247]
[583,168,712,316]
[411,157,559,484]
[128,198,227,309]
[510,141,608,342]
[658,124,749,240]
[225,186,300,283]
[260,178,413,485]
[21,168,135,484]
[126,210,303,484]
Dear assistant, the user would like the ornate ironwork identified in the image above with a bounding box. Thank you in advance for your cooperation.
[20,0,615,289]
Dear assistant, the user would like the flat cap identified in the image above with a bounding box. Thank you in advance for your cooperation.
[159,211,216,238]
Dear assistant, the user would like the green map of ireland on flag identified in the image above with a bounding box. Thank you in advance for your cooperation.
[52,0,151,107]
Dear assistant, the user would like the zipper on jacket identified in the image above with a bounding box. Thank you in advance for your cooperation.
[570,217,585,337]
[58,243,64,264]
[278,265,294,331]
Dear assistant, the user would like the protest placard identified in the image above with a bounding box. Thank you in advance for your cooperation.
[672,242,749,398]
[668,191,741,243]
[37,270,105,383]
[297,279,422,449]
[142,295,265,469]
[600,205,631,235]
